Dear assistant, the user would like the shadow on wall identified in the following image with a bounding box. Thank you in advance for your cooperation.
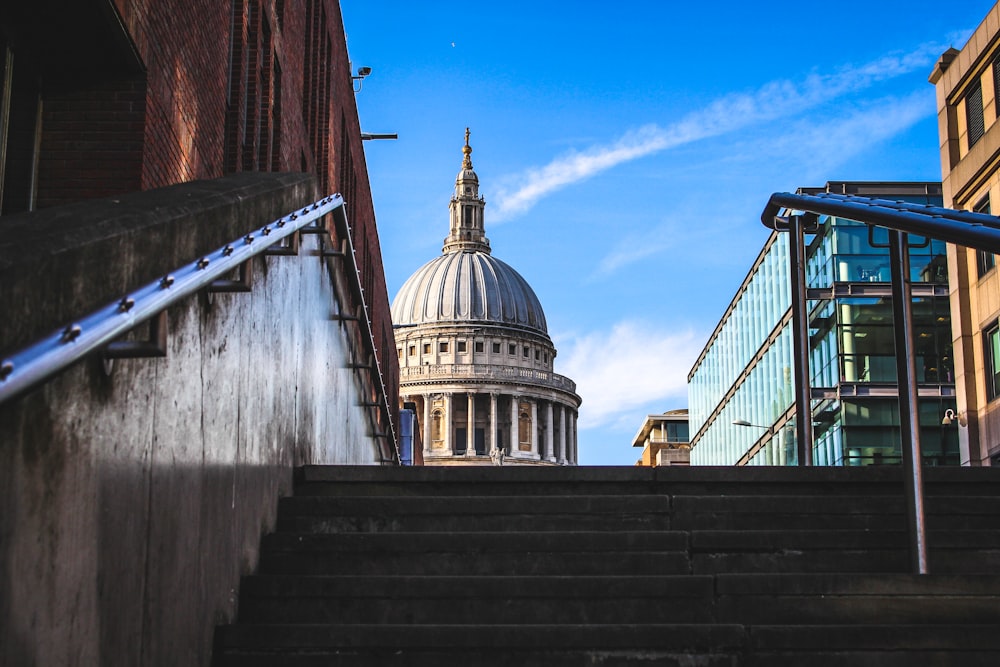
[0,174,380,666]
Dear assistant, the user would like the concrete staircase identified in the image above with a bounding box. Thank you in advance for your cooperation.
[214,466,1000,666]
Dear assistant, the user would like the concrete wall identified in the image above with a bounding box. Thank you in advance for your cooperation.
[0,0,399,436]
[0,173,383,666]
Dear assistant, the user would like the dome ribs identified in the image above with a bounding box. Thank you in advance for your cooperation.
[391,252,548,336]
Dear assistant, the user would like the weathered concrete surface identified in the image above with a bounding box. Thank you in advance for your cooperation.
[0,174,380,666]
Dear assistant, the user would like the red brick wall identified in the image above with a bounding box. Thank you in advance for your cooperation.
[35,76,146,209]
[101,0,399,432]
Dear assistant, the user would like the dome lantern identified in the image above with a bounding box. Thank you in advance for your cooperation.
[444,128,490,254]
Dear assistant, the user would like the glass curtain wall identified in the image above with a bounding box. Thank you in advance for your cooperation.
[808,219,949,288]
[689,206,958,467]
[688,235,789,436]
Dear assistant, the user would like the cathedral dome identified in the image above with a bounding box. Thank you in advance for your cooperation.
[391,250,548,334]
[391,128,579,468]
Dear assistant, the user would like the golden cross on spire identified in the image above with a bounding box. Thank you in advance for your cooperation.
[462,127,473,169]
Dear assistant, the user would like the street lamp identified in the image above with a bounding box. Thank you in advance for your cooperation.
[732,419,773,432]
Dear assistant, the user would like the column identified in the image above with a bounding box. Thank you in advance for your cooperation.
[552,404,566,463]
[466,392,475,457]
[423,394,432,458]
[531,400,539,458]
[445,392,453,454]
[570,410,578,465]
[559,405,567,465]
[490,393,498,455]
[510,395,519,459]
[545,402,555,462]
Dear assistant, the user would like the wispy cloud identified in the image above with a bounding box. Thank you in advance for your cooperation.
[767,91,933,172]
[558,320,705,430]
[492,39,953,221]
[592,214,737,279]
[590,90,935,277]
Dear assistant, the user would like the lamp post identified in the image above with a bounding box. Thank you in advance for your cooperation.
[732,418,772,431]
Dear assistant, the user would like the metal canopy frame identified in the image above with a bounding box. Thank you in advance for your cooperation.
[761,191,1000,574]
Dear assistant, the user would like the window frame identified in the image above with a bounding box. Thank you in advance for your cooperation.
[975,196,995,276]
[966,80,985,150]
[985,319,1000,401]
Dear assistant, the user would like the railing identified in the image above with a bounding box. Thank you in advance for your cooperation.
[0,192,399,464]
[400,363,578,393]
[760,191,1000,574]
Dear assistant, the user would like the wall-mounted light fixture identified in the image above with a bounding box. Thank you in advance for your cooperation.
[942,409,968,427]
[352,66,372,92]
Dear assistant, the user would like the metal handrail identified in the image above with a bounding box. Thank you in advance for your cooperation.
[0,192,398,463]
[760,191,1000,575]
[326,202,400,464]
[762,192,1000,253]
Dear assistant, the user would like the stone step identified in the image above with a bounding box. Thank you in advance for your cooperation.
[692,529,1000,551]
[236,575,716,624]
[715,573,1000,624]
[691,529,1000,574]
[744,624,1000,667]
[258,531,691,576]
[675,510,1000,531]
[276,494,673,532]
[214,623,1000,667]
[216,466,1000,665]
[214,623,746,667]
[674,494,1000,515]
[260,549,691,577]
[234,573,1000,626]
[277,494,1000,533]
[214,650,739,667]
[295,465,1000,498]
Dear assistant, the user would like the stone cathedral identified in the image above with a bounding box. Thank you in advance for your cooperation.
[391,130,581,465]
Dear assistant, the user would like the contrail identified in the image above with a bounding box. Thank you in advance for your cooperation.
[492,38,957,221]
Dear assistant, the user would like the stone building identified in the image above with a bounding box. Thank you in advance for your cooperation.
[930,5,1000,466]
[631,409,690,466]
[391,130,581,465]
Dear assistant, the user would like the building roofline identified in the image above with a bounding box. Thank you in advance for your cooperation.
[630,409,688,448]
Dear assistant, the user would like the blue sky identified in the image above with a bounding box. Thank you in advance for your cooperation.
[342,1,993,465]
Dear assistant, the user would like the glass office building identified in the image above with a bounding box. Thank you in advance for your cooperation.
[688,182,959,466]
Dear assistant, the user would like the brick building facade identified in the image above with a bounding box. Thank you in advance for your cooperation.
[0,0,398,419]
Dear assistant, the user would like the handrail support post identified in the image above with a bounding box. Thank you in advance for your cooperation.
[786,213,816,466]
[888,229,929,574]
